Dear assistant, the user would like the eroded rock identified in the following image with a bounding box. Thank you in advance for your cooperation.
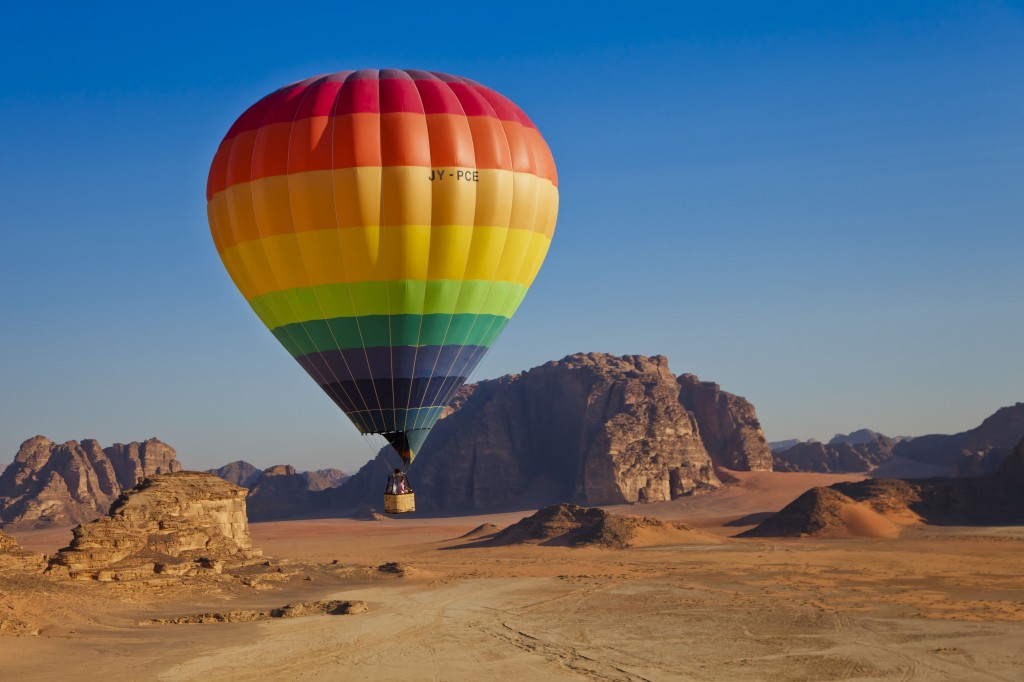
[0,436,180,528]
[48,472,260,580]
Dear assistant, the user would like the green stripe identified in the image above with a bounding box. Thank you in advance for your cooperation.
[347,407,446,434]
[249,280,527,329]
[273,314,510,356]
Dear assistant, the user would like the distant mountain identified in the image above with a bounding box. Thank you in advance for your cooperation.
[745,436,1024,537]
[251,353,775,519]
[768,439,802,453]
[304,468,347,491]
[772,405,1024,477]
[205,461,347,493]
[774,431,897,473]
[205,460,262,488]
[891,403,1024,476]
[0,436,181,529]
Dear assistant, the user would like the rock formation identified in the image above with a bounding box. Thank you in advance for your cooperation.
[746,436,1024,537]
[243,353,776,519]
[205,460,262,488]
[773,431,897,473]
[327,354,725,514]
[0,436,181,529]
[677,374,773,471]
[892,403,1024,476]
[247,465,322,521]
[475,504,718,548]
[739,487,899,539]
[49,471,258,580]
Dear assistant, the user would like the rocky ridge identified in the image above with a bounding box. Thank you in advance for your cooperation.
[892,403,1024,476]
[331,354,774,515]
[773,431,897,473]
[49,471,260,580]
[326,353,774,514]
[205,461,347,492]
[0,436,181,529]
[746,436,1024,538]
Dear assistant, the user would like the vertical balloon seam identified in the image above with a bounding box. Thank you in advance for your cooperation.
[405,71,477,434]
[232,80,368,431]
[254,79,367,431]
[411,77,501,428]
[410,75,518,432]
[463,110,549,389]
[410,74,510,432]
[282,76,377,429]
[375,71,399,433]
[334,70,390,433]
[325,72,389,431]
[399,71,434,435]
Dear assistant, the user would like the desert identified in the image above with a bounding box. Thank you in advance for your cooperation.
[3,461,1024,680]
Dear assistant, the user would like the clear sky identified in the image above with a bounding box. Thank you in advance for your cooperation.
[1,2,1022,472]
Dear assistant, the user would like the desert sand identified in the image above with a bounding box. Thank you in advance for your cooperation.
[2,470,1023,681]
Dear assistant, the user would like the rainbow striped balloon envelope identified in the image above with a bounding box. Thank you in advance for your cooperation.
[207,69,558,464]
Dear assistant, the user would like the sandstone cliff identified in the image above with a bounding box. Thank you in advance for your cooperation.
[49,472,258,580]
[677,374,773,471]
[0,436,181,529]
[322,354,727,514]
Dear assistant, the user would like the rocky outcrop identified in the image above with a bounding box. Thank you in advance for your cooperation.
[746,437,1024,537]
[326,354,723,514]
[205,460,262,488]
[476,504,717,548]
[0,529,19,554]
[0,529,44,576]
[49,472,258,580]
[892,403,1024,476]
[0,436,181,529]
[677,374,773,471]
[773,431,897,473]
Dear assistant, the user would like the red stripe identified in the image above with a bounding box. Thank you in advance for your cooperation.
[219,70,537,141]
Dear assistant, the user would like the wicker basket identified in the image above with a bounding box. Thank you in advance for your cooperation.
[383,492,416,514]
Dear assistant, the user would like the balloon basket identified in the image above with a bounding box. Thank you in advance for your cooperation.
[384,492,416,514]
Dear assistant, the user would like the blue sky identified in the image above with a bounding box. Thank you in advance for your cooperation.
[1,2,1022,471]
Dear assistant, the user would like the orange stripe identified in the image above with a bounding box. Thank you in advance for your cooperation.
[208,114,555,195]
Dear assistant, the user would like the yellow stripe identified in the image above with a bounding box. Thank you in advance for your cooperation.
[209,167,557,251]
[220,226,552,300]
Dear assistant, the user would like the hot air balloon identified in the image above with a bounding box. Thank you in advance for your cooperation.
[206,69,558,507]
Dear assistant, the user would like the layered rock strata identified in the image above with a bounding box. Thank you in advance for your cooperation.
[0,436,180,528]
[677,374,773,471]
[49,472,259,580]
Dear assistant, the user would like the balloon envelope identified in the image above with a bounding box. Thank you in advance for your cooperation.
[207,69,558,463]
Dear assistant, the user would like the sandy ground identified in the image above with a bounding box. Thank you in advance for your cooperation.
[2,471,1024,681]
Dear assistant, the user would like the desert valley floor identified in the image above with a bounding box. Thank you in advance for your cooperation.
[2,471,1023,681]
